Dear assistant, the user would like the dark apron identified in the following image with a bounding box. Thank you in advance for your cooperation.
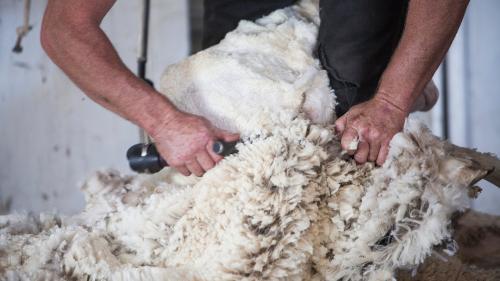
[203,0,408,116]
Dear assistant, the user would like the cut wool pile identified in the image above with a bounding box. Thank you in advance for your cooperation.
[0,1,489,280]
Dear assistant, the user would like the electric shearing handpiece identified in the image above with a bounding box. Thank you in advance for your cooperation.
[127,141,238,174]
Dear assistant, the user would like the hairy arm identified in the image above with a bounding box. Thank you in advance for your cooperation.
[41,0,172,133]
[41,0,238,176]
[336,0,469,165]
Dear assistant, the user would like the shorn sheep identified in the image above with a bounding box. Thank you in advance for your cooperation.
[0,1,497,280]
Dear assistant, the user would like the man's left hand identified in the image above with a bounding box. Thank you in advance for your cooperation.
[334,94,408,166]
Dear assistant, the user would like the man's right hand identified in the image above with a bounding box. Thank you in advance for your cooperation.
[151,111,240,177]
[41,0,239,178]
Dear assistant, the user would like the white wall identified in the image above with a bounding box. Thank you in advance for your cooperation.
[0,0,189,214]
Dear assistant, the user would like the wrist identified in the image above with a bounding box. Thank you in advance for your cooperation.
[374,89,413,116]
[132,89,181,138]
[373,91,411,119]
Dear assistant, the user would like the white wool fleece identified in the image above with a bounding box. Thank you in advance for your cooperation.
[0,0,488,280]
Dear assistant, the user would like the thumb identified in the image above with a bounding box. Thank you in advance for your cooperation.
[335,116,347,135]
[340,127,359,155]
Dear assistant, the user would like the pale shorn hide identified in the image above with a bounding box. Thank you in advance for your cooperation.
[0,1,490,280]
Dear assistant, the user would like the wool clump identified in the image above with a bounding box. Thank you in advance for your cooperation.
[0,1,488,280]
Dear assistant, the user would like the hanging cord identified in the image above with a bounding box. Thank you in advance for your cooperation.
[138,0,153,145]
[12,0,32,53]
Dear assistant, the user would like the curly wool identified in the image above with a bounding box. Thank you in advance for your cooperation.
[0,1,487,280]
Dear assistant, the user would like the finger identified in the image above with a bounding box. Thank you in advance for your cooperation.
[376,143,390,166]
[196,151,215,172]
[354,141,369,164]
[340,127,359,155]
[174,165,191,176]
[368,141,381,163]
[186,160,204,177]
[216,130,240,143]
[335,116,347,134]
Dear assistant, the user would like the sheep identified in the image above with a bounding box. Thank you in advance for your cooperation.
[0,0,492,280]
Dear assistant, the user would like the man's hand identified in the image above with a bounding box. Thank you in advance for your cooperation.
[42,0,240,177]
[334,0,468,166]
[152,112,239,177]
[335,94,407,166]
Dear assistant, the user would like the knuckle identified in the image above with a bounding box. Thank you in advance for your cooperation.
[335,118,345,127]
[169,158,183,167]
[173,166,189,176]
[359,129,370,140]
[349,116,362,125]
[369,130,381,140]
[361,141,369,150]
[203,161,214,170]
[354,154,365,164]
[173,154,194,166]
[354,154,360,162]
[185,158,197,166]
[200,131,214,143]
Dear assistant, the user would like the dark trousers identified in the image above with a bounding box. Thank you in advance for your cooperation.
[203,0,408,116]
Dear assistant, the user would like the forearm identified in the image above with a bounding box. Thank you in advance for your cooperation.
[41,2,178,136]
[376,0,469,113]
[40,0,238,176]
